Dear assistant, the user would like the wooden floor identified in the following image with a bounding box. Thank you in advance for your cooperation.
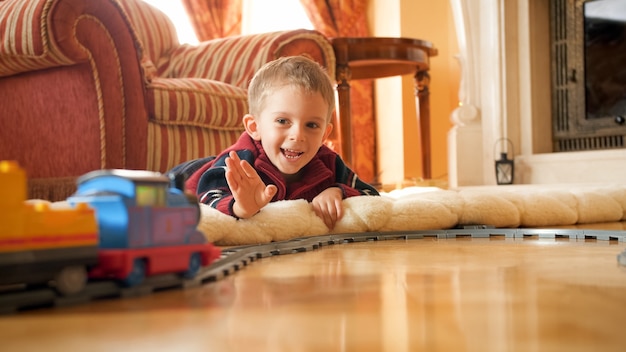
[2,224,626,351]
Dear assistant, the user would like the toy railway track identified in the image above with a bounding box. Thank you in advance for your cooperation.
[3,227,626,314]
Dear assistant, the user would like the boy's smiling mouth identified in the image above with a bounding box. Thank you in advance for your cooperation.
[281,148,304,159]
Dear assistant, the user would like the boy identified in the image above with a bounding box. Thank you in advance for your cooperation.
[185,56,379,229]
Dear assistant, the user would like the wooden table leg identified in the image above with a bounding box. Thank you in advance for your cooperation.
[415,69,432,180]
[335,63,353,167]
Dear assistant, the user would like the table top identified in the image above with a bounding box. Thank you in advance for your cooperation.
[331,36,438,80]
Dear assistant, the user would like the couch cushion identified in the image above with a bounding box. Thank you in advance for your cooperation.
[118,0,178,66]
[146,122,243,174]
[159,30,336,89]
[146,77,248,130]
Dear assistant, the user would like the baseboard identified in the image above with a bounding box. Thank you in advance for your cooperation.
[515,149,626,184]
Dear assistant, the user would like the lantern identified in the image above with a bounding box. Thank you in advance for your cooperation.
[494,138,514,185]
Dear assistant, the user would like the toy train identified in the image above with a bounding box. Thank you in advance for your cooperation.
[0,161,220,296]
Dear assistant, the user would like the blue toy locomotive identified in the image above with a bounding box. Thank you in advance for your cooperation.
[68,169,220,287]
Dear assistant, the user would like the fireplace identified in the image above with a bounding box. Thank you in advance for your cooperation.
[551,0,626,152]
[448,0,626,187]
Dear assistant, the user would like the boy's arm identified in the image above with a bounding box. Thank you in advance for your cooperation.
[311,155,378,229]
[333,156,380,198]
[194,155,239,217]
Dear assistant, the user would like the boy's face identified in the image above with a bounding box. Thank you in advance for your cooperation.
[243,85,333,179]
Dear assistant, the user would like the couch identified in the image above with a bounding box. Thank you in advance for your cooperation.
[0,0,336,201]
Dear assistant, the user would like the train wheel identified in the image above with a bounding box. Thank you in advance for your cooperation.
[123,259,146,287]
[182,253,202,279]
[54,266,87,296]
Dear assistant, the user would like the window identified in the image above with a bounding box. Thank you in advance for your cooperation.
[241,0,313,34]
[141,0,312,44]
[135,184,165,206]
[142,0,199,44]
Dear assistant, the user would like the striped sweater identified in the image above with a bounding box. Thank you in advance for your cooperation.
[185,133,379,217]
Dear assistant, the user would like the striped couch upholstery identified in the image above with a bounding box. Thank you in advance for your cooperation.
[0,0,336,201]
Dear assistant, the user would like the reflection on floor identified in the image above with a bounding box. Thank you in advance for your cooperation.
[2,222,626,351]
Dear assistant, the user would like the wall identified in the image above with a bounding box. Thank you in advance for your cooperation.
[448,0,626,186]
[368,0,460,189]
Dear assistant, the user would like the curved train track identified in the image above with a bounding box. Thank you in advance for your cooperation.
[3,227,626,313]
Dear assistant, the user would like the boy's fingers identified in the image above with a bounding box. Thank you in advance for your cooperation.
[228,150,240,162]
[228,152,246,172]
[239,159,257,179]
[335,200,343,220]
[264,184,277,201]
[325,213,335,229]
[225,171,239,191]
[313,202,337,229]
[267,184,277,195]
[225,154,240,173]
[225,161,244,184]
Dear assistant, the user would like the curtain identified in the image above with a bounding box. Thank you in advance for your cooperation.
[300,0,376,183]
[179,0,375,182]
[180,0,242,41]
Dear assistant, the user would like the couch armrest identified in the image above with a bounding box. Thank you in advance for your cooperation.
[0,0,153,79]
[0,0,68,77]
[0,0,152,182]
[158,29,336,89]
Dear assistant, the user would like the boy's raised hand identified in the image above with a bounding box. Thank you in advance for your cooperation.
[225,151,277,218]
[311,187,344,230]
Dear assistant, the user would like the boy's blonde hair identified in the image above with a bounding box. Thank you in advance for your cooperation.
[247,56,335,123]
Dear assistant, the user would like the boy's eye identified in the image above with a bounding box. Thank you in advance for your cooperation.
[306,122,320,129]
[275,118,288,125]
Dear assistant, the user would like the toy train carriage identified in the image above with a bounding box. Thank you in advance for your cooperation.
[0,161,99,295]
[69,169,220,286]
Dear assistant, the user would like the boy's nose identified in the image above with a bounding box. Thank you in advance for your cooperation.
[289,126,305,141]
